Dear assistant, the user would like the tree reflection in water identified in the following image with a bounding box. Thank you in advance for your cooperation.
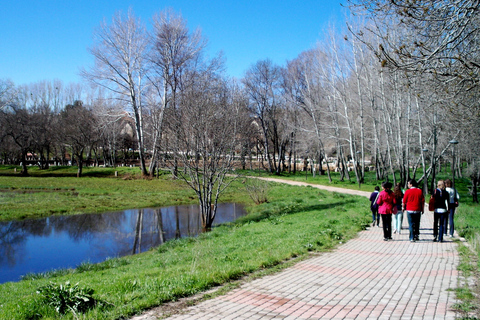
[0,203,245,284]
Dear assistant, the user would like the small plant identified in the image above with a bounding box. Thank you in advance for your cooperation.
[37,281,97,315]
[243,178,269,204]
[320,228,343,240]
[304,243,314,251]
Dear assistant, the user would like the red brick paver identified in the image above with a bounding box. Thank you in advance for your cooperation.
[133,180,462,320]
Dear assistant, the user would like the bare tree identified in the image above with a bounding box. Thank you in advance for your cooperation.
[82,9,150,176]
[243,59,284,174]
[348,0,480,90]
[320,29,359,182]
[285,49,332,181]
[147,9,207,175]
[93,97,134,167]
[20,81,67,169]
[167,67,240,229]
[0,79,16,111]
[59,101,98,177]
[0,106,35,175]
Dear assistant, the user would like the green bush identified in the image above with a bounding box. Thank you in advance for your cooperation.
[36,281,98,315]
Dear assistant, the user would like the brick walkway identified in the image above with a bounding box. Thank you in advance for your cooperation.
[133,180,463,320]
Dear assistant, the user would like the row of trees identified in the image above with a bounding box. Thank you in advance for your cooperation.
[0,80,136,177]
[345,0,480,200]
[1,3,479,227]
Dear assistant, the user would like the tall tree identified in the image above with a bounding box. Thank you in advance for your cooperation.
[0,106,35,176]
[285,49,332,181]
[243,59,284,174]
[82,9,150,176]
[147,9,207,175]
[59,101,98,178]
[0,79,16,111]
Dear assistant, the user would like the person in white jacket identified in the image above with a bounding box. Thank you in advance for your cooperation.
[444,179,460,238]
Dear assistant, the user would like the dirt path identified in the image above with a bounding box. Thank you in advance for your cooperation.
[252,176,372,198]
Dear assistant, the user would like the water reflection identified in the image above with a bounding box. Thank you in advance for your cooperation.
[0,203,246,284]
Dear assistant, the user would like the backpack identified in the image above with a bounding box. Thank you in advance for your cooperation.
[428,190,436,211]
[371,192,380,210]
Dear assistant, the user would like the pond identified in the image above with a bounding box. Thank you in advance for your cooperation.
[0,203,247,284]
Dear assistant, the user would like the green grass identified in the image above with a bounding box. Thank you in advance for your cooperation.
[456,205,480,267]
[0,166,241,221]
[451,242,480,318]
[0,175,198,221]
[0,170,371,319]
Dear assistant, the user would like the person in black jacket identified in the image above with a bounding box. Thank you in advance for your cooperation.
[369,186,380,227]
[433,180,449,242]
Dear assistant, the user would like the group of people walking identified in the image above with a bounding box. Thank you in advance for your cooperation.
[369,179,459,242]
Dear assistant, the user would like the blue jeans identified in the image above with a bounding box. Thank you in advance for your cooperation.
[434,211,447,241]
[371,209,379,225]
[407,211,421,241]
[393,211,403,232]
[443,208,451,235]
[448,207,456,236]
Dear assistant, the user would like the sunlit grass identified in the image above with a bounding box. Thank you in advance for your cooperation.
[0,166,223,221]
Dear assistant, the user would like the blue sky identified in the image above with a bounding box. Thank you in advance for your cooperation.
[1,0,346,85]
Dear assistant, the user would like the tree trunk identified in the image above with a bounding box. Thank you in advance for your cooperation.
[132,209,144,254]
[20,151,29,176]
[76,153,84,178]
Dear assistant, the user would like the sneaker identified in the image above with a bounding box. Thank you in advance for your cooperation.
[384,238,388,241]
[410,239,415,242]
[448,235,453,238]
[393,229,397,234]
[433,238,438,242]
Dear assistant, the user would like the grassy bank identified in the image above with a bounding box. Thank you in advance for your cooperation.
[0,169,370,319]
[0,166,251,221]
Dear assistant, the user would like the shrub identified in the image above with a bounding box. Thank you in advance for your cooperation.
[243,178,269,204]
[36,281,97,315]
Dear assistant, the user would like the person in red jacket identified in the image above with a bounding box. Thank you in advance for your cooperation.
[403,179,425,242]
[377,182,395,241]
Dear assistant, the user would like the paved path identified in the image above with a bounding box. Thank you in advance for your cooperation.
[133,179,464,319]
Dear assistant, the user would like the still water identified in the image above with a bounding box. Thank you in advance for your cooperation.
[0,203,246,284]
